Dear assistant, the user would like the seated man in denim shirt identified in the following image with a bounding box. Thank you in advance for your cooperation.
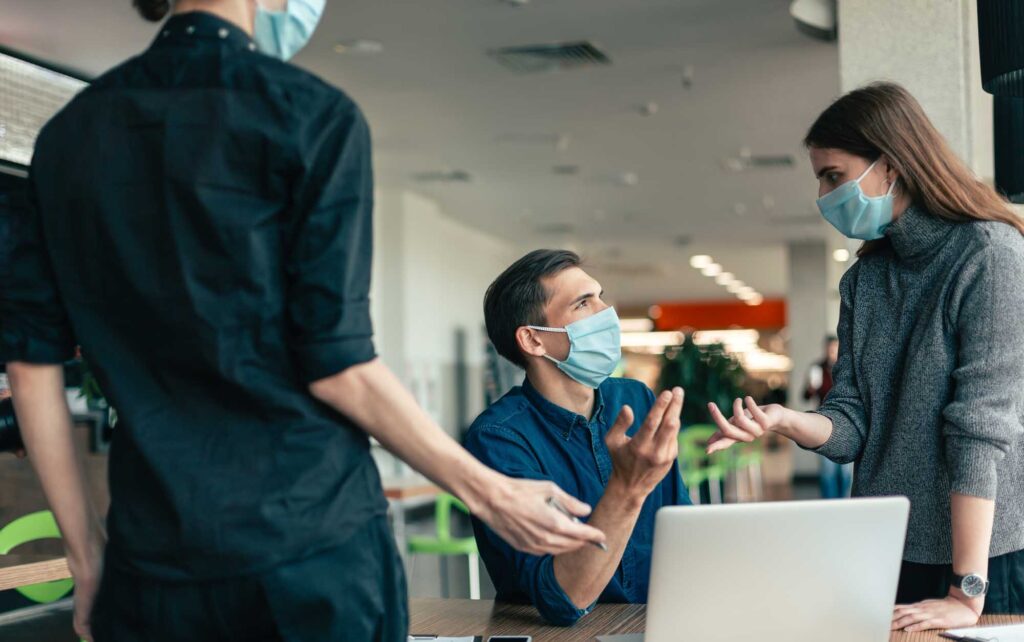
[465,249,690,626]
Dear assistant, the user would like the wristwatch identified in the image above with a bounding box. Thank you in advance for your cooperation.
[952,572,990,598]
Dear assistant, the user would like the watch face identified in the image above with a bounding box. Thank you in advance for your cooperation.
[962,574,986,597]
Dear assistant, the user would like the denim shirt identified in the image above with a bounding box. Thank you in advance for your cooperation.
[464,377,690,626]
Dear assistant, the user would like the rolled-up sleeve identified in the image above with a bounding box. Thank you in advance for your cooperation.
[284,97,375,383]
[464,425,594,626]
[811,266,868,464]
[942,245,1024,499]
[0,171,75,364]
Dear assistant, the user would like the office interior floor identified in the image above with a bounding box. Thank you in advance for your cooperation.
[2,478,821,641]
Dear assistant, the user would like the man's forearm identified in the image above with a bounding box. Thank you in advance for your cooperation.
[309,358,503,511]
[7,362,104,562]
[950,493,995,612]
[552,478,644,609]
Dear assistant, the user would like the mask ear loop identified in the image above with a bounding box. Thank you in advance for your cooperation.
[854,158,880,183]
[524,325,570,364]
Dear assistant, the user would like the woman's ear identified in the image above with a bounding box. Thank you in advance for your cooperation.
[516,326,547,359]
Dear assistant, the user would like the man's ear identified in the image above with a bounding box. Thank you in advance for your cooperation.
[515,326,547,359]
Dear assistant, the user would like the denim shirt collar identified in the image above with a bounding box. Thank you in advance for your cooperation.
[522,377,608,439]
[154,11,258,53]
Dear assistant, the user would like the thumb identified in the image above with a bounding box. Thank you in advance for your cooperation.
[605,405,634,448]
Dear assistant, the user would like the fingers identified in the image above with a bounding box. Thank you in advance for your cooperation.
[708,402,754,444]
[605,405,634,449]
[706,434,738,455]
[745,396,773,432]
[731,398,764,437]
[551,485,593,518]
[653,388,684,449]
[640,390,674,440]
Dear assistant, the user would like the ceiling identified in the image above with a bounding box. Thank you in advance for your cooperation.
[1,0,841,305]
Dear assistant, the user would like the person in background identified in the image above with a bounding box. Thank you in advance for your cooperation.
[706,82,1024,632]
[803,335,851,499]
[0,1,603,640]
[465,249,689,626]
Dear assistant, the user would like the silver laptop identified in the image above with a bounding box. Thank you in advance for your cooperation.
[644,497,910,642]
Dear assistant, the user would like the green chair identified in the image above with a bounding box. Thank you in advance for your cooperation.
[678,425,729,504]
[0,510,75,603]
[407,493,481,599]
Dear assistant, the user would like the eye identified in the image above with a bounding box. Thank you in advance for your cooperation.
[826,172,841,184]
[576,299,589,310]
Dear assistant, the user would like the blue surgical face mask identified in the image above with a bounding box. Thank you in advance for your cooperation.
[816,159,897,241]
[528,307,622,389]
[254,0,326,61]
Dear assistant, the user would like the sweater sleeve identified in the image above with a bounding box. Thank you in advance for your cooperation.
[942,244,1024,499]
[811,265,868,465]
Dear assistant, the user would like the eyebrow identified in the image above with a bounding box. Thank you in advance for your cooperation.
[570,289,604,307]
[815,165,839,179]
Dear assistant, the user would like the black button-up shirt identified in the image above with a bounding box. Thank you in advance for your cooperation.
[0,11,384,580]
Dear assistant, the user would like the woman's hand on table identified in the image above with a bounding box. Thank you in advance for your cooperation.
[706,397,788,454]
[891,595,982,633]
[474,477,607,556]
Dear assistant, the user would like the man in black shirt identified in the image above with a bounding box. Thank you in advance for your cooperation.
[0,1,605,640]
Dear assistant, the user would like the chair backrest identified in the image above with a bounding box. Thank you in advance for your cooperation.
[0,510,75,603]
[678,425,717,468]
[434,493,470,541]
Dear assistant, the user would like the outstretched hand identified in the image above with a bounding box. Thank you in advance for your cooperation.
[605,387,684,498]
[706,396,786,454]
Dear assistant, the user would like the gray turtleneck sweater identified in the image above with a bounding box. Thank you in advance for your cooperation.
[813,205,1024,565]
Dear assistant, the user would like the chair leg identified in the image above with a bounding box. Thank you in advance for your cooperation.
[440,555,450,599]
[709,477,722,504]
[468,553,481,600]
[750,462,763,502]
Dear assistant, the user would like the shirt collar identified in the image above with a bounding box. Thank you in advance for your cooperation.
[522,377,607,439]
[885,204,957,261]
[152,11,257,53]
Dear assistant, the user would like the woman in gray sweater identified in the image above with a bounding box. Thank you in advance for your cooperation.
[707,82,1024,633]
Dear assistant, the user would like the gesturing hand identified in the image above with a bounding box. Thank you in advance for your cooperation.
[706,396,786,455]
[477,477,608,556]
[605,387,684,499]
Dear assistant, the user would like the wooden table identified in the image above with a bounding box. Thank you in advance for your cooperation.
[0,554,70,592]
[410,598,1024,642]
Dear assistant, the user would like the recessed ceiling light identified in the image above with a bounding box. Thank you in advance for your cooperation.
[745,294,765,306]
[702,263,722,277]
[333,39,384,55]
[638,102,659,117]
[727,282,744,293]
[648,304,663,320]
[833,248,851,262]
[737,286,755,296]
[620,172,640,186]
[715,272,735,285]
[689,255,713,269]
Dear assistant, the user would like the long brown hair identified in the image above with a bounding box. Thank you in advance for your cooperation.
[804,82,1024,256]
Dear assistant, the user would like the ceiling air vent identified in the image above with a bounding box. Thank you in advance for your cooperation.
[489,41,611,74]
[412,169,472,183]
[722,150,796,172]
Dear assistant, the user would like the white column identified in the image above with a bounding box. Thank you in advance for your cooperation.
[787,240,831,476]
[838,0,992,178]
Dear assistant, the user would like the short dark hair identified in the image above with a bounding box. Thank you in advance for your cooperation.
[484,249,581,369]
[133,0,171,22]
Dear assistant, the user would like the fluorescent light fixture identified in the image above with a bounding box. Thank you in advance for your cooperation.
[715,272,735,286]
[689,255,713,269]
[833,248,851,262]
[701,263,722,277]
[0,51,87,166]
[693,329,760,353]
[620,331,684,348]
[619,317,655,333]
